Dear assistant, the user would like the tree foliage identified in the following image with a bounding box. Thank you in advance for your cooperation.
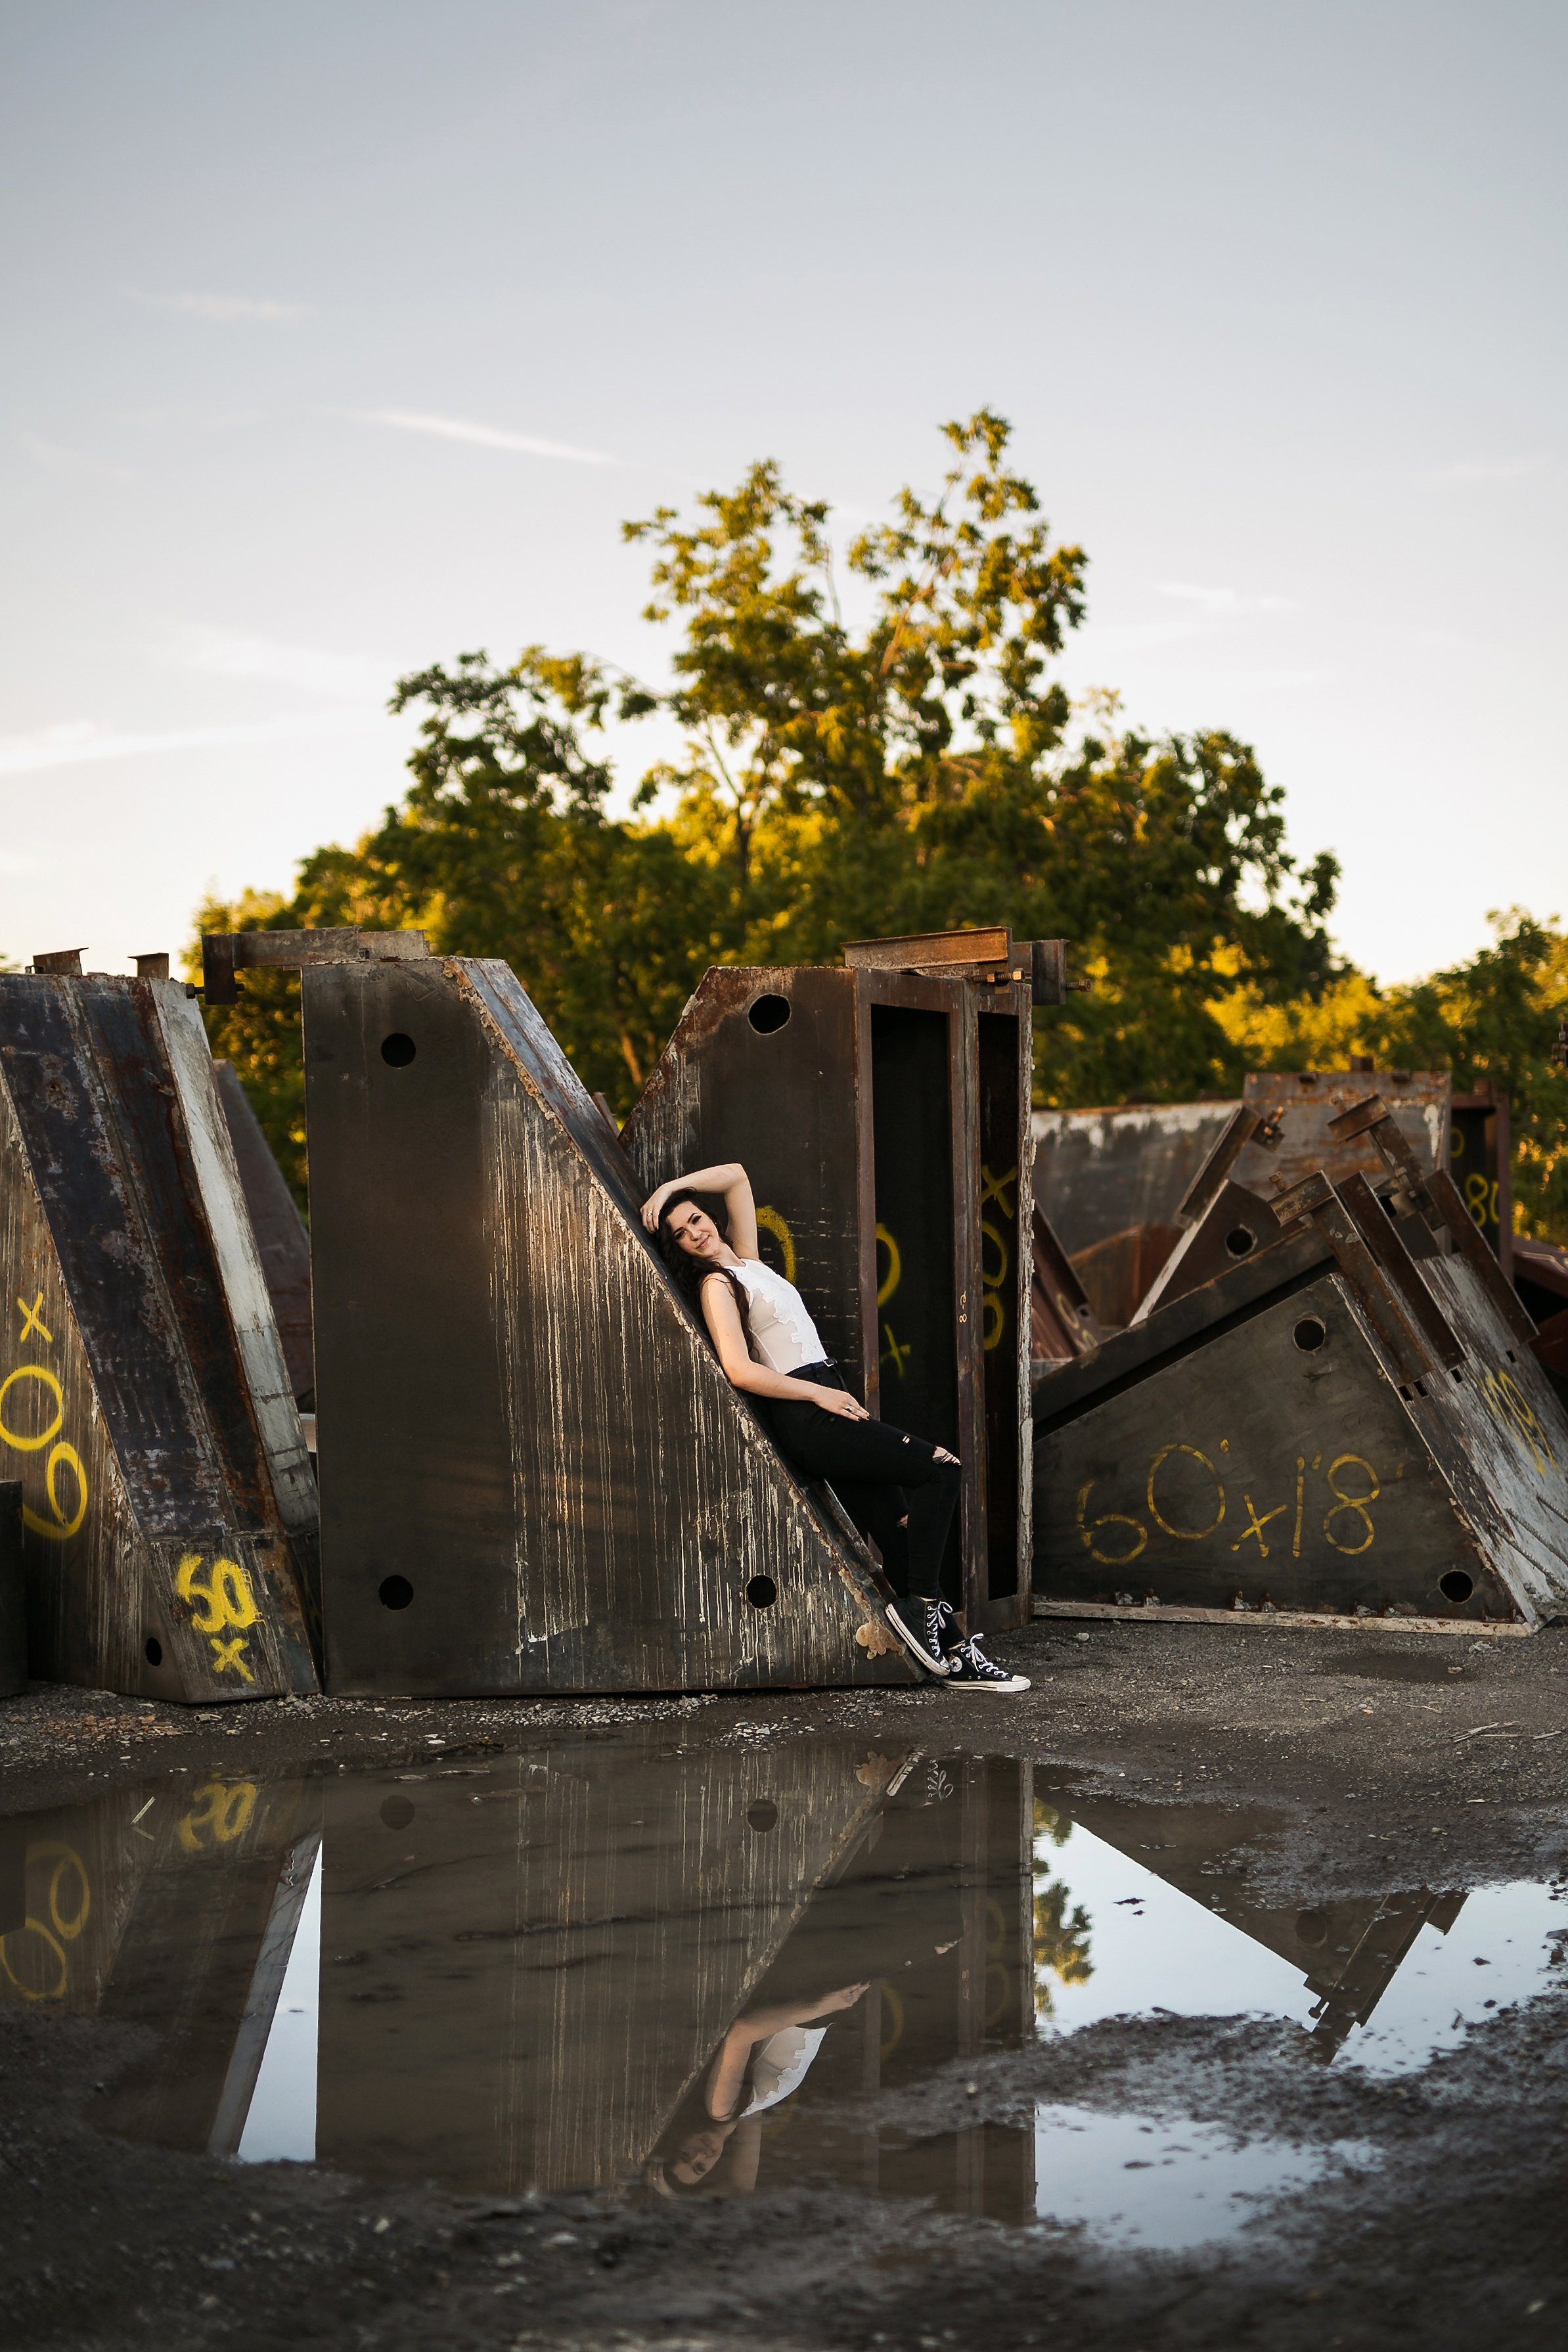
[198,412,1356,1204]
[1217,910,1568,1238]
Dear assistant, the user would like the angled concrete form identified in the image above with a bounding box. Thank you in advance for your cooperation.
[0,973,319,1700]
[293,951,916,1694]
[1033,1093,1568,1631]
[624,943,1044,1633]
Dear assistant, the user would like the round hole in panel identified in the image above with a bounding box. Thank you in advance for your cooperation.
[1224,1225,1257,1257]
[1439,1570,1475,1605]
[144,1637,163,1667]
[746,1573,778,1610]
[746,995,790,1035]
[1294,1909,1330,1948]
[1292,1316,1328,1353]
[380,1796,416,1832]
[747,1799,779,1833]
[380,1033,416,1068]
[378,1573,414,1610]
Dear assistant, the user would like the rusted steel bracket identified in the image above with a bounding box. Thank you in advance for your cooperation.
[1175,1103,1283,1229]
[1328,1093,1536,1346]
[201,927,430,1006]
[841,927,1075,1006]
[1031,1202,1104,1363]
[1272,1169,1439,1386]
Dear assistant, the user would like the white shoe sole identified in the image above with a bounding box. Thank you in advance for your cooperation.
[943,1673,1031,1693]
[884,1602,950,1677]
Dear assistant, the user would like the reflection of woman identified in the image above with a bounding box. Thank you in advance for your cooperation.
[642,1160,1027,1692]
[648,1983,870,2196]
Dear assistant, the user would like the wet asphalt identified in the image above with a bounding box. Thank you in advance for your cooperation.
[4,1614,1568,2350]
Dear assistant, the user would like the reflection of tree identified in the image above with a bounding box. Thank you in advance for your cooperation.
[1032,1802,1092,2020]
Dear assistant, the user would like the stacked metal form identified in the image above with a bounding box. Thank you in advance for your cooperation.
[1033,1090,1568,1630]
[0,965,318,1700]
[624,928,1065,1635]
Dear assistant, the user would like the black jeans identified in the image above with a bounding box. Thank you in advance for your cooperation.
[761,1363,960,1602]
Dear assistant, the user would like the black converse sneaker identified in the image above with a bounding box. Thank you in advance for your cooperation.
[941,1638,1030,1694]
[885,1595,954,1677]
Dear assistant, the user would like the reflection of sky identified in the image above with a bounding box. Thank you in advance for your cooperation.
[238,1845,320,2164]
[1035,1824,1319,2034]
[1035,1821,1568,2075]
[1033,2106,1379,2251]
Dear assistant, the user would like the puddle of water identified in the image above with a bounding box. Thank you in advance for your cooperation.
[1,1734,1563,2250]
[1032,2106,1380,2250]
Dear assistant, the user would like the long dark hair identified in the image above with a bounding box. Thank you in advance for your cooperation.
[656,1190,755,1349]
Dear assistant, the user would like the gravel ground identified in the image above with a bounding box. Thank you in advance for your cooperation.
[4,1614,1568,2350]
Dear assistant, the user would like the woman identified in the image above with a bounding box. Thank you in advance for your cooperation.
[647,1981,870,2196]
[641,1160,1028,1692]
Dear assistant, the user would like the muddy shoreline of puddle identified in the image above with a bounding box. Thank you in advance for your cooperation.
[5,1614,1568,2351]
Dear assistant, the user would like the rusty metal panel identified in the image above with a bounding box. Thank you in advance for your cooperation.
[1033,1142,1568,1627]
[625,963,1035,1631]
[303,956,915,1695]
[1032,1102,1242,1260]
[0,975,318,1700]
[1030,1204,1103,1362]
[212,1060,314,1405]
[1239,1067,1450,1195]
[1131,1180,1284,1324]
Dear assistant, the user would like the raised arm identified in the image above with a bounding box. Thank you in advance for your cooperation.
[640,1161,759,1259]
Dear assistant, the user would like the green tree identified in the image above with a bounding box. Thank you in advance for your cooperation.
[195,411,1345,1190]
[1217,909,1568,1238]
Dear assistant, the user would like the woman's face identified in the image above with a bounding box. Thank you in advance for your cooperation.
[665,1200,722,1259]
[673,2125,727,2184]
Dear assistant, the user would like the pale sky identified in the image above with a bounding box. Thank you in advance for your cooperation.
[3,0,1562,985]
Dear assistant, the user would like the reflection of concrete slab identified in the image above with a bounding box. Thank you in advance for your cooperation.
[1041,1784,1465,2062]
[0,1774,321,2149]
[301,954,916,1694]
[317,1732,908,2195]
[0,973,318,1699]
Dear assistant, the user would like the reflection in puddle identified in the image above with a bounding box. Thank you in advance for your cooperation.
[1033,2106,1380,2251]
[1,1734,1564,2250]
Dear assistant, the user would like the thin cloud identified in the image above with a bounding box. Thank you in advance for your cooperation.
[0,710,386,779]
[1153,581,1295,617]
[164,623,389,700]
[357,408,617,466]
[19,432,135,482]
[1426,455,1548,487]
[127,289,305,324]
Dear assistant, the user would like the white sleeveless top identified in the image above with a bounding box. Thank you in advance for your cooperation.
[727,1257,828,1375]
[738,2024,827,2118]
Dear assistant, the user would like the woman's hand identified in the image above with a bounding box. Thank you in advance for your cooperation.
[811,1981,871,2016]
[809,1385,868,1420]
[640,1181,675,1233]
